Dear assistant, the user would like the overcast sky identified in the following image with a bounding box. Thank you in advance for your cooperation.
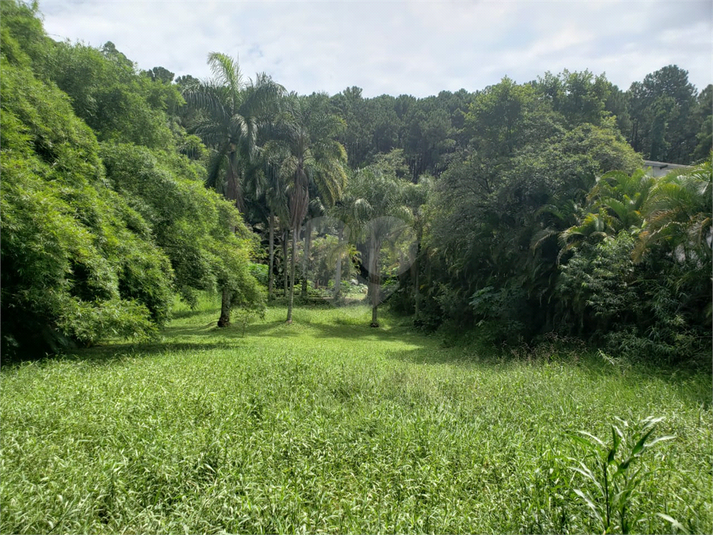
[38,0,712,98]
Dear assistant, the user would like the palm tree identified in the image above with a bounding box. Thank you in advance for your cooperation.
[636,158,712,262]
[329,184,370,303]
[265,93,347,322]
[560,169,656,258]
[182,53,283,326]
[347,165,412,327]
[301,196,326,299]
[184,54,283,212]
[401,175,432,319]
[264,162,290,301]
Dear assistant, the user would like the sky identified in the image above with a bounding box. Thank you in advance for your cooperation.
[38,0,712,98]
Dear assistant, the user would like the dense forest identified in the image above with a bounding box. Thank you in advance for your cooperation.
[2,0,711,364]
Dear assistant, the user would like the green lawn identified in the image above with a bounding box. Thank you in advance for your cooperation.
[2,302,711,534]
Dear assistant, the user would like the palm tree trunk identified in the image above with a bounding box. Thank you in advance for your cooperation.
[282,229,289,297]
[369,238,380,327]
[413,236,421,318]
[333,227,344,303]
[227,150,244,213]
[301,220,312,299]
[413,253,420,318]
[268,211,275,301]
[287,228,297,323]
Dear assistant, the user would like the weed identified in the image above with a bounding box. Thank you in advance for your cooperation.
[569,416,677,534]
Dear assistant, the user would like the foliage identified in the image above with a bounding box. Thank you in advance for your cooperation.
[39,39,182,149]
[425,76,641,338]
[627,65,702,164]
[559,161,711,363]
[345,151,414,326]
[264,92,348,321]
[1,3,265,356]
[182,53,283,211]
[2,0,710,364]
[98,142,263,311]
[569,417,676,534]
[1,304,710,533]
[0,46,169,355]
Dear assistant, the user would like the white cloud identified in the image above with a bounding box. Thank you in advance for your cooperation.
[38,0,712,96]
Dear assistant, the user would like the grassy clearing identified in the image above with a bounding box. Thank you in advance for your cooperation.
[2,301,711,534]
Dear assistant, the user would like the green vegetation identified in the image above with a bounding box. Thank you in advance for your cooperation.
[1,1,263,357]
[2,1,710,362]
[1,3,710,532]
[2,302,711,534]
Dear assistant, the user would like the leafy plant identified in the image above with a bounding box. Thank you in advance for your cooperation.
[568,416,676,534]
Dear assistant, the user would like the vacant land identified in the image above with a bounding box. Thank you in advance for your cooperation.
[1,303,711,534]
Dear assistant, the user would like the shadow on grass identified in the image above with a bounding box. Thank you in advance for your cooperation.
[170,308,213,320]
[60,340,244,364]
[45,320,424,368]
[168,307,424,345]
[385,340,713,409]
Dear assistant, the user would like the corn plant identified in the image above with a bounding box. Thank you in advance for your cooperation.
[568,416,676,534]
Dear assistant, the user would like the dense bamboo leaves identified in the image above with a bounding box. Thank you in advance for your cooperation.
[1,3,264,356]
[1,47,170,355]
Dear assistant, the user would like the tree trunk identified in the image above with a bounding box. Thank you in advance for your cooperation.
[413,236,421,319]
[282,229,289,297]
[218,221,237,327]
[268,212,275,301]
[369,237,381,327]
[218,287,231,327]
[301,219,312,299]
[412,253,420,318]
[287,228,297,323]
[227,149,244,213]
[333,226,344,303]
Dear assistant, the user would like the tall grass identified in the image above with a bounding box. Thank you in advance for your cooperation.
[2,302,711,533]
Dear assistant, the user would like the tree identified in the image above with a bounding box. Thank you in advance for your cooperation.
[38,39,182,150]
[346,153,412,327]
[261,160,290,301]
[627,65,698,164]
[329,177,370,303]
[99,142,264,312]
[183,53,282,326]
[401,174,432,319]
[691,85,713,162]
[636,159,712,264]
[330,86,374,168]
[535,70,612,127]
[266,93,347,322]
[146,66,174,84]
[555,160,711,361]
[1,31,170,355]
[183,53,283,213]
[1,6,265,356]
[426,78,640,338]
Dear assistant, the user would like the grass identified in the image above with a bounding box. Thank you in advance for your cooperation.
[1,299,711,534]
